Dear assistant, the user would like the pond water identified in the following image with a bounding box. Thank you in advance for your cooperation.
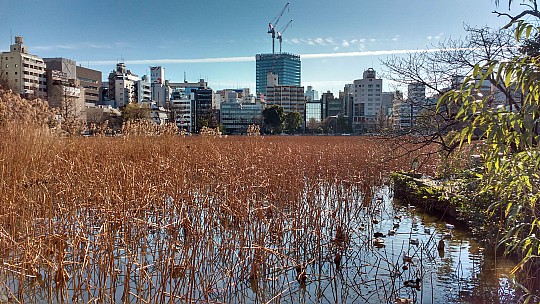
[0,185,522,303]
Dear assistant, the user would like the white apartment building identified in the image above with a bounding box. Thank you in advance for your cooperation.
[138,75,151,102]
[150,66,168,107]
[0,36,47,97]
[108,63,140,108]
[352,68,383,132]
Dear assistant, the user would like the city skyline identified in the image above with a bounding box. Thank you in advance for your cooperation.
[1,0,512,94]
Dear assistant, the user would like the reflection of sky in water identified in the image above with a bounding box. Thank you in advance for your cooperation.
[0,185,521,303]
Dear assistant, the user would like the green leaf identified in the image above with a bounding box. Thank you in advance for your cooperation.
[505,70,513,88]
[525,24,533,39]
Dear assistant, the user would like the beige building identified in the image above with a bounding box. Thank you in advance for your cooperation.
[265,71,305,115]
[76,66,102,105]
[46,69,85,121]
[0,36,47,98]
[352,68,383,133]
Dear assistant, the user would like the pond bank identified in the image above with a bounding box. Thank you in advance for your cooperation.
[392,172,459,218]
[392,171,540,298]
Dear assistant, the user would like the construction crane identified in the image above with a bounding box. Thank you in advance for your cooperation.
[267,2,289,54]
[276,19,292,54]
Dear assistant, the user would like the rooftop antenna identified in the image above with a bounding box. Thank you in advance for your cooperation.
[184,71,186,83]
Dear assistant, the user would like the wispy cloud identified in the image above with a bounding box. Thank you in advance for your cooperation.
[427,32,444,40]
[33,42,130,51]
[392,35,400,42]
[290,38,301,45]
[88,56,255,65]
[86,47,480,66]
[314,38,326,45]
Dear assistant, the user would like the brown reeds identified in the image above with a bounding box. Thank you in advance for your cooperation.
[0,88,450,303]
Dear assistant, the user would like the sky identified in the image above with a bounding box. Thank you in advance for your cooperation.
[0,0,516,95]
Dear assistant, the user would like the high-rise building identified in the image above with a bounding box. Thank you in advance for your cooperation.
[76,66,102,105]
[392,83,437,131]
[0,36,47,98]
[305,86,319,102]
[44,58,86,122]
[256,53,300,98]
[305,100,322,132]
[43,58,77,80]
[168,79,214,133]
[137,75,151,102]
[341,84,355,129]
[352,68,383,133]
[150,66,168,107]
[46,69,85,122]
[321,91,343,120]
[193,88,215,132]
[170,88,192,132]
[220,100,263,134]
[265,71,305,127]
[107,63,140,108]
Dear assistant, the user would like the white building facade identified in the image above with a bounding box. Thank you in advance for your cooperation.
[352,68,383,133]
[0,36,47,98]
[107,63,140,108]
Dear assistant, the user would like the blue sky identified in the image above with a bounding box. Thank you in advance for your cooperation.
[0,0,514,94]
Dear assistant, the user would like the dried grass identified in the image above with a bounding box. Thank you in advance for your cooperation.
[0,88,439,303]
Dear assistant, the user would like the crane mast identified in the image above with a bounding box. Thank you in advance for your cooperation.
[277,19,292,54]
[267,2,289,54]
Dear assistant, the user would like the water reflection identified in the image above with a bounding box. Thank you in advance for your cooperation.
[0,185,520,303]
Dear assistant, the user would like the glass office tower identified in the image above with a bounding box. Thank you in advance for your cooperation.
[255,53,301,98]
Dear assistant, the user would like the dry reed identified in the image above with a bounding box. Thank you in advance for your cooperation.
[0,89,443,303]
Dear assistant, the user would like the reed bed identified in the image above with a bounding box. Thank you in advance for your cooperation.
[0,121,439,303]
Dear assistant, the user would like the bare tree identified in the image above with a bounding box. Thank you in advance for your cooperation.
[381,25,518,154]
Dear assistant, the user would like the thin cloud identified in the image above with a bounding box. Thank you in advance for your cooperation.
[86,47,481,66]
[301,48,479,59]
[428,33,444,40]
[289,38,301,45]
[34,42,128,51]
[392,35,399,42]
[314,38,326,45]
[341,40,350,48]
